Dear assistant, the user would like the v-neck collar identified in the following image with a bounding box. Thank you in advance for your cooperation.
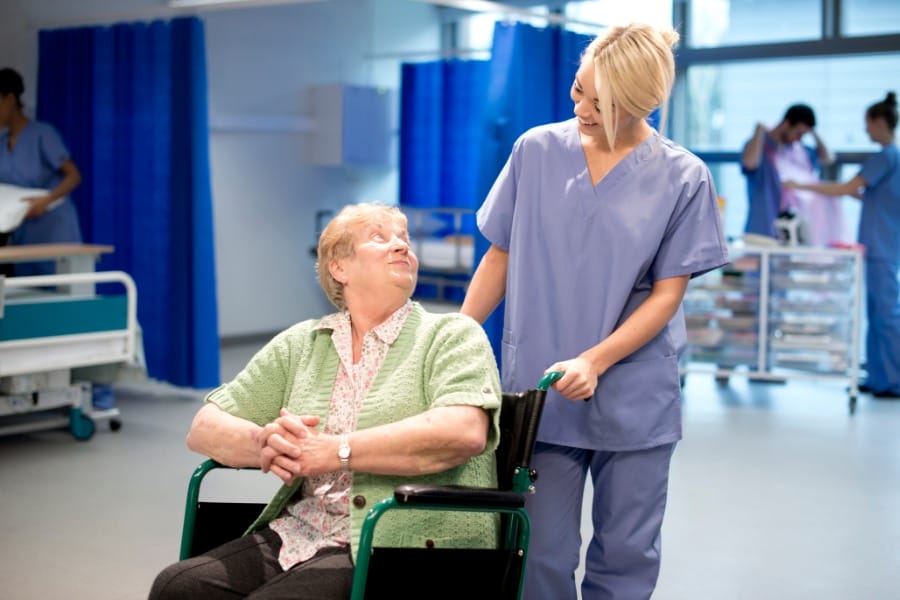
[3,120,33,153]
[566,119,657,195]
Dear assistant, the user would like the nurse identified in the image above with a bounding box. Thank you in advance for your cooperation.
[461,23,728,600]
[0,67,82,276]
[785,92,900,398]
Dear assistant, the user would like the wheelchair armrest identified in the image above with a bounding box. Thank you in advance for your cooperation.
[180,459,262,560]
[394,484,526,509]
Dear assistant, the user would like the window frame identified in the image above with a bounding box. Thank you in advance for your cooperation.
[670,0,899,238]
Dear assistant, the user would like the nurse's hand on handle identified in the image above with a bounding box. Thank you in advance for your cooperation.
[546,356,600,402]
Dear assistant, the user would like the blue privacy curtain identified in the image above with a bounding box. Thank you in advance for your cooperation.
[400,59,490,225]
[400,59,490,301]
[37,17,220,388]
[474,22,593,361]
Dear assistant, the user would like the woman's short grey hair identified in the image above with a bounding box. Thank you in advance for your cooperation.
[316,202,408,310]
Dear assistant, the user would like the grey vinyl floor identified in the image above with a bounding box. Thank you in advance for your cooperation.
[1,341,898,600]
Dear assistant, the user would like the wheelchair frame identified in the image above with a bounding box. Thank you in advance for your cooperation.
[179,372,561,599]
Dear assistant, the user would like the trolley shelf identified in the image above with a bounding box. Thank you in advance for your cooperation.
[681,242,863,415]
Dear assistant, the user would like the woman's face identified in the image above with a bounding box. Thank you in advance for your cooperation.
[335,218,418,302]
[865,115,889,144]
[570,61,606,138]
[570,60,630,140]
[0,93,15,127]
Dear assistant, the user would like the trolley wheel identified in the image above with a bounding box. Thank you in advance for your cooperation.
[849,395,857,416]
[110,419,122,432]
[70,412,96,441]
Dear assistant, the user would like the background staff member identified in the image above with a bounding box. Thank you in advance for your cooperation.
[742,103,841,245]
[0,67,82,276]
[786,92,900,398]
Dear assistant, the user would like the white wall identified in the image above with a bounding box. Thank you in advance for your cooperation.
[0,0,443,338]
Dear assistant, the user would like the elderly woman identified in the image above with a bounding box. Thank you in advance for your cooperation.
[150,203,502,599]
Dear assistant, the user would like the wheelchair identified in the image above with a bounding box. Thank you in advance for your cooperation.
[179,372,561,599]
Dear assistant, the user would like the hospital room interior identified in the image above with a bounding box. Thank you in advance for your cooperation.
[1,0,898,598]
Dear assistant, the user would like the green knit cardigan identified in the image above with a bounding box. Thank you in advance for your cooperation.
[206,303,503,562]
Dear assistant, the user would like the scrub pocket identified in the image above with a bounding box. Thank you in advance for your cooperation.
[596,355,682,447]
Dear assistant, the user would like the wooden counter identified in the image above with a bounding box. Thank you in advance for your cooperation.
[0,243,115,295]
[0,243,114,264]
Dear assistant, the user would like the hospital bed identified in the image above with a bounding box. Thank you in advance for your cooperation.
[0,245,138,440]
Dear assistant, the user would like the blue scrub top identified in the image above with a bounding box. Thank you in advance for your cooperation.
[742,134,819,238]
[0,120,81,254]
[478,119,729,451]
[0,120,69,189]
[859,145,900,262]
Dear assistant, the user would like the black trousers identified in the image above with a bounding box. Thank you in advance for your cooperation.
[149,527,354,600]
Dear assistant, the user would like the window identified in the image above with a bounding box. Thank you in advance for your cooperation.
[687,0,822,48]
[680,54,900,153]
[676,0,900,241]
[679,53,900,240]
[565,0,672,32]
[843,0,900,36]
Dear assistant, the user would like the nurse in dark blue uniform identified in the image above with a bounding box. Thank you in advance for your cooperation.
[0,67,82,276]
[787,92,900,398]
[462,24,729,600]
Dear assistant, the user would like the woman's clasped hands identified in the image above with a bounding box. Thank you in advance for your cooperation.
[257,409,331,484]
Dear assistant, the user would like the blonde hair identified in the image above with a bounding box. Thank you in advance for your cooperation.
[316,202,409,310]
[584,23,679,149]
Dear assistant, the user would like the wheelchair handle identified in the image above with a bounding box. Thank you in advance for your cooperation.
[537,370,591,401]
[537,370,564,391]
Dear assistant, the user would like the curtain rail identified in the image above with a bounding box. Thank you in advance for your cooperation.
[29,0,323,29]
[414,0,606,29]
[366,47,491,60]
[31,8,192,30]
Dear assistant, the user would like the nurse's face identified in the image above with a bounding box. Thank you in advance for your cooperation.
[865,115,890,145]
[570,60,627,139]
[0,93,15,127]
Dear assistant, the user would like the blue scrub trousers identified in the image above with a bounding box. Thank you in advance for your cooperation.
[523,441,675,600]
[864,258,900,394]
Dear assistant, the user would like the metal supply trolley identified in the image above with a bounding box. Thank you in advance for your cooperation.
[681,242,863,414]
